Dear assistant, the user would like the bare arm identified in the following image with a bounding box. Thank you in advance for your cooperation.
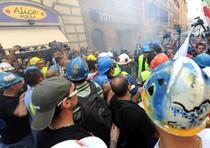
[13,93,28,117]
[110,123,120,148]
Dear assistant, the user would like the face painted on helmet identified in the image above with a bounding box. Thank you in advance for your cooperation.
[142,57,210,136]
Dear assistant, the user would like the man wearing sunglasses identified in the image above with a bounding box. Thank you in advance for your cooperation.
[31,77,93,148]
[46,48,69,78]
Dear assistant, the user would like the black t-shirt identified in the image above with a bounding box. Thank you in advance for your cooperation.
[37,125,91,148]
[110,97,156,148]
[0,94,31,144]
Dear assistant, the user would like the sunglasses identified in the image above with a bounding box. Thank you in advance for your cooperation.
[57,85,78,107]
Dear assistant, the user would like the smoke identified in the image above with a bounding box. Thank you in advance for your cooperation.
[83,0,178,54]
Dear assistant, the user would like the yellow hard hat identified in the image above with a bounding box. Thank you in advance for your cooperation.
[86,54,96,61]
[29,57,43,66]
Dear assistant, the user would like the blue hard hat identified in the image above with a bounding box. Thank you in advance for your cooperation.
[93,74,109,87]
[24,66,39,74]
[193,53,210,68]
[66,57,89,81]
[97,57,114,74]
[0,72,23,89]
[143,44,151,52]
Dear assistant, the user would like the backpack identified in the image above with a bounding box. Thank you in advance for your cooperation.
[73,82,112,145]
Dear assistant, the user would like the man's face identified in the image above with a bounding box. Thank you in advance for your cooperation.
[53,51,67,66]
[167,49,174,59]
[12,81,24,93]
[195,45,205,54]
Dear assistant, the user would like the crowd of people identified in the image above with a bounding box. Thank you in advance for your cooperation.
[0,32,210,148]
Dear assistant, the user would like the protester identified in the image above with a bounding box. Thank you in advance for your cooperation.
[117,53,132,74]
[193,42,206,57]
[98,56,140,103]
[29,57,48,78]
[66,57,112,145]
[141,57,210,148]
[0,72,34,147]
[31,77,93,148]
[109,75,156,148]
[86,54,98,80]
[23,66,43,147]
[46,47,69,78]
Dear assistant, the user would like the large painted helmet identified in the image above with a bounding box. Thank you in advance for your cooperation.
[141,57,210,136]
[66,57,89,81]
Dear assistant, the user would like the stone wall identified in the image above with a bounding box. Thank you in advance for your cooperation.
[29,0,87,48]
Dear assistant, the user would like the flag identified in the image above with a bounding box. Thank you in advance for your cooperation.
[173,27,195,59]
[202,0,210,25]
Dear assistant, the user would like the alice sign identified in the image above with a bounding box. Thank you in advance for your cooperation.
[2,5,47,20]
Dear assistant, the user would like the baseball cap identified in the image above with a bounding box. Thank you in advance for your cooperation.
[31,77,71,130]
[51,136,107,148]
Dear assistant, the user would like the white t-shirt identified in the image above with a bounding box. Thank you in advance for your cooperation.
[154,129,210,148]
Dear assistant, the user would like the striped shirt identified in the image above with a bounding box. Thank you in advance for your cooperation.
[76,81,104,99]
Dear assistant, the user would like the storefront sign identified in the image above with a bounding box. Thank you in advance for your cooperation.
[0,2,59,23]
[2,5,47,20]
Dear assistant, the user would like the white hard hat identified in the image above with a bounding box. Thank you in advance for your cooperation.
[51,136,107,148]
[107,52,114,58]
[98,52,108,59]
[0,62,15,72]
[117,53,132,65]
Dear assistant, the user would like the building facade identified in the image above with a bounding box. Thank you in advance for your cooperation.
[0,0,187,53]
[79,0,187,53]
[79,0,143,52]
[0,0,87,50]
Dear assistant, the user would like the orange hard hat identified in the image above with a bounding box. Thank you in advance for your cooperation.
[150,53,169,70]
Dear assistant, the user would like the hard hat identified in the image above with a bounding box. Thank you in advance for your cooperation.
[117,53,132,65]
[98,52,108,59]
[94,74,109,86]
[143,44,151,52]
[193,53,210,68]
[97,57,114,74]
[52,136,107,148]
[24,66,40,74]
[150,53,169,70]
[29,57,43,66]
[150,41,162,52]
[107,52,114,58]
[86,54,97,61]
[0,72,23,89]
[141,57,210,136]
[66,57,89,81]
[0,62,15,72]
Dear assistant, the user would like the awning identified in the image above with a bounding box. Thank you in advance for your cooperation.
[0,27,69,49]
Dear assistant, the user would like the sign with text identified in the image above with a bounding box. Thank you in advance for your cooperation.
[0,2,59,23]
[2,5,47,20]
